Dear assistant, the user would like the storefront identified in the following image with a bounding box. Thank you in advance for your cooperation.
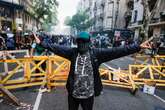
[0,5,13,32]
[0,0,23,32]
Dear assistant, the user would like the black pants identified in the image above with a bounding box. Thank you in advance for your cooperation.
[68,95,94,110]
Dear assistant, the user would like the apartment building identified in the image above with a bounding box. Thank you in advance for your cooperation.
[129,0,165,39]
[78,0,130,33]
[20,0,39,31]
[0,0,41,33]
[102,0,132,30]
[0,0,23,32]
[116,0,133,29]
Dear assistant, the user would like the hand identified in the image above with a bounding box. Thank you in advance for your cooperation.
[140,39,152,49]
[32,32,41,44]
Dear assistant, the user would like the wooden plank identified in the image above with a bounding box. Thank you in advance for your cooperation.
[0,84,20,106]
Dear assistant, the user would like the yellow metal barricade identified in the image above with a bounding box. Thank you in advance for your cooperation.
[46,56,70,89]
[0,55,70,90]
[100,64,137,92]
[130,64,165,87]
[132,54,165,87]
[0,56,48,90]
[134,54,165,66]
[0,50,29,76]
[0,53,164,97]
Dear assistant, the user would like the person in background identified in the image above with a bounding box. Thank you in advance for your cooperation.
[0,35,6,50]
[33,31,151,110]
[6,28,15,50]
[113,35,121,47]
[30,33,46,73]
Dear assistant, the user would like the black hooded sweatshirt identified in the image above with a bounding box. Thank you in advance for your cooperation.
[41,39,141,96]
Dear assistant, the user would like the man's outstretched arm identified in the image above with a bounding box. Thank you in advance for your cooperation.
[33,33,73,60]
[95,40,151,63]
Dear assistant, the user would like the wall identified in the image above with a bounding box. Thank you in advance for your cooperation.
[104,0,114,30]
[116,0,127,28]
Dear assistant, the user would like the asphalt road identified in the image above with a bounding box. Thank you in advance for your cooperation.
[0,55,165,110]
[0,86,165,110]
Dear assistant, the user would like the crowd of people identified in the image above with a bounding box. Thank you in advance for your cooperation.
[0,29,32,51]
[0,30,73,52]
[0,31,112,53]
[0,29,165,57]
[91,34,111,48]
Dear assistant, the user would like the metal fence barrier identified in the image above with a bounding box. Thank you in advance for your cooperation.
[0,56,70,90]
[0,51,165,105]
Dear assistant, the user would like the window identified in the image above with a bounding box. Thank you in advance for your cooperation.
[133,10,138,23]
[107,18,112,28]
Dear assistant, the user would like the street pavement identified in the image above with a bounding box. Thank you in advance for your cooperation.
[39,86,165,110]
[0,55,165,110]
[0,86,165,110]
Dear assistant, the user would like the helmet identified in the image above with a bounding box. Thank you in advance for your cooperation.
[76,32,90,42]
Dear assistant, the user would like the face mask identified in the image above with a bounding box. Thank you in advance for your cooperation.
[77,42,90,54]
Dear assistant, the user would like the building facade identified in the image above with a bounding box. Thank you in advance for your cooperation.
[21,0,40,31]
[129,0,165,39]
[77,0,130,33]
[0,0,41,33]
[0,0,23,32]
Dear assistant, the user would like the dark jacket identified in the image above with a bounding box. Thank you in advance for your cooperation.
[41,39,141,96]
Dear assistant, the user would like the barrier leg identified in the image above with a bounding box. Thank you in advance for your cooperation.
[129,66,138,95]
[0,84,21,106]
[47,58,52,90]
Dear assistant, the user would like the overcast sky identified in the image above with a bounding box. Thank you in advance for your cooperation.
[57,0,80,27]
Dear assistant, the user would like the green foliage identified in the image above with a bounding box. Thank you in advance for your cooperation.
[64,16,71,26]
[33,0,58,25]
[65,11,93,32]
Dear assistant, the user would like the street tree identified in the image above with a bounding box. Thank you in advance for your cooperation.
[140,0,160,41]
[65,11,93,32]
[64,16,72,26]
[32,0,58,29]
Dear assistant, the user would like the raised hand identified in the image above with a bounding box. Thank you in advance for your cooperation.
[140,37,153,49]
[32,32,41,44]
[140,40,152,49]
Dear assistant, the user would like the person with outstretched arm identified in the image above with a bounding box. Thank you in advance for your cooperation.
[33,32,151,110]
